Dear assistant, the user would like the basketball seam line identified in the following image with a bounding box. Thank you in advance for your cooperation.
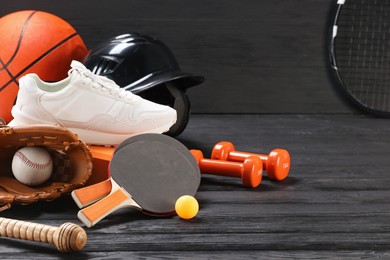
[0,57,18,87]
[0,32,80,92]
[0,10,38,72]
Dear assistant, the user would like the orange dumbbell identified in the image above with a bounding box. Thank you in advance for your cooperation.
[211,141,290,181]
[190,149,262,188]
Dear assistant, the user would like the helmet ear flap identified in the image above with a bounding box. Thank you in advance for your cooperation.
[165,84,191,136]
[138,83,191,137]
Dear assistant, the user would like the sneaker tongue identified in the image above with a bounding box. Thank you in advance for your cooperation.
[71,60,87,70]
[69,60,89,83]
[68,60,136,101]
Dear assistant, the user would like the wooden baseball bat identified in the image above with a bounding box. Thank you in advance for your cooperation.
[0,217,87,252]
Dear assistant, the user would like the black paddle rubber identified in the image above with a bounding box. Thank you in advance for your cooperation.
[115,133,199,178]
[110,133,200,214]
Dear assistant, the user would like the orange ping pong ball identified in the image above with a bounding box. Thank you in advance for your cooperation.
[175,195,199,220]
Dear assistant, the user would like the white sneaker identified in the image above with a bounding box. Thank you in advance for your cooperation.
[9,61,177,145]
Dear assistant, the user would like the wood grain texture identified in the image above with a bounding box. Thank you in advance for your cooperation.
[0,0,356,114]
[0,114,389,258]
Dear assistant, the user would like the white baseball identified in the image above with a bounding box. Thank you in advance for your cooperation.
[11,147,53,186]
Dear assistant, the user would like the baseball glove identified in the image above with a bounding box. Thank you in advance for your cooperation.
[0,121,93,211]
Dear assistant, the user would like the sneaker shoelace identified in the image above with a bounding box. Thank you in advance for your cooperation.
[68,65,140,103]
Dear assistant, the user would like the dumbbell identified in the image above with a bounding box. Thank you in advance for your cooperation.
[211,141,290,181]
[190,149,262,188]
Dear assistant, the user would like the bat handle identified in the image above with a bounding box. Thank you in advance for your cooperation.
[0,217,87,252]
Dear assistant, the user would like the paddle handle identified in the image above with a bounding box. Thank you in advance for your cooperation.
[0,217,87,252]
[72,179,112,208]
[77,186,139,228]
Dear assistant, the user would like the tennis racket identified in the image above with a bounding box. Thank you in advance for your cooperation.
[330,0,390,117]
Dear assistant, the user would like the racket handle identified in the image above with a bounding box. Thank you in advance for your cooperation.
[78,187,138,228]
[72,179,112,208]
[0,217,87,252]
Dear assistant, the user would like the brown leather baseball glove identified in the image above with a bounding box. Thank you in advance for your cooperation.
[0,121,93,211]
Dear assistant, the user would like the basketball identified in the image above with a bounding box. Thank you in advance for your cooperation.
[0,10,89,123]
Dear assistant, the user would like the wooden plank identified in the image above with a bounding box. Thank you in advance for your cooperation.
[1,231,390,252]
[0,114,389,257]
[0,251,389,259]
[1,233,383,252]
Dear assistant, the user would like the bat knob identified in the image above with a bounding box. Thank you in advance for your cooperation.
[54,222,87,252]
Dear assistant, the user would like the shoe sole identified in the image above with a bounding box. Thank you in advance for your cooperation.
[68,123,174,146]
[9,112,176,146]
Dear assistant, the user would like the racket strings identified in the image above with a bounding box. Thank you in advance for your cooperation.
[335,0,390,112]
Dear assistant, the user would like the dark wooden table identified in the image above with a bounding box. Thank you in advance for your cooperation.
[1,114,390,259]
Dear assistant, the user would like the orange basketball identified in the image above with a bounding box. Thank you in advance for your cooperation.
[0,10,89,123]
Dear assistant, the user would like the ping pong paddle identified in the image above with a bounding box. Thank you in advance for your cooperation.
[72,134,199,208]
[73,134,200,227]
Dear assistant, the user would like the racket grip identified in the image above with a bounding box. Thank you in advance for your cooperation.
[78,188,136,228]
[0,217,87,252]
[71,179,112,208]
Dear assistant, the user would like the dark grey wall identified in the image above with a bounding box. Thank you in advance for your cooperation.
[0,0,356,114]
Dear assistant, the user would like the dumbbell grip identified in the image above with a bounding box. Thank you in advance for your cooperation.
[198,159,243,177]
[227,151,267,167]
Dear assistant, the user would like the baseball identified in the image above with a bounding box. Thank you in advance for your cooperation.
[11,147,53,186]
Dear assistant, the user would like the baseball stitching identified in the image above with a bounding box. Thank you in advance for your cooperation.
[15,150,52,170]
